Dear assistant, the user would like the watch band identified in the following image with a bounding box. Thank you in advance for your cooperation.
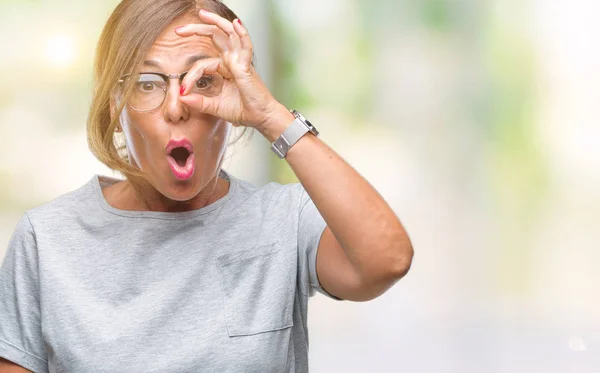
[270,110,319,159]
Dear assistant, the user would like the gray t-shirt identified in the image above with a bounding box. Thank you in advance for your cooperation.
[0,170,340,373]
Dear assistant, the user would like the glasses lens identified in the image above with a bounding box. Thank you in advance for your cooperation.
[128,74,167,111]
[189,74,224,98]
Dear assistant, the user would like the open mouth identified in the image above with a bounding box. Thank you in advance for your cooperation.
[166,144,195,181]
[169,146,191,167]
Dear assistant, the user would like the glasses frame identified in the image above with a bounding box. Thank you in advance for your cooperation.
[118,71,189,112]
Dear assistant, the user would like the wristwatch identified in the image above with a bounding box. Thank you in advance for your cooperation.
[271,110,319,159]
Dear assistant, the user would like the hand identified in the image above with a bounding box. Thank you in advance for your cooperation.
[175,10,284,131]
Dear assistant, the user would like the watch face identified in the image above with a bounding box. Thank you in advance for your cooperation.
[306,120,319,136]
[293,110,319,136]
[292,110,303,120]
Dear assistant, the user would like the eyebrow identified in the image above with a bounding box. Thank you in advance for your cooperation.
[142,55,211,69]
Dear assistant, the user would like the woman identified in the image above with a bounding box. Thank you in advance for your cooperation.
[0,0,413,372]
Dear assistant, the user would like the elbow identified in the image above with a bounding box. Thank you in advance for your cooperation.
[373,239,414,296]
[382,221,414,280]
[389,241,413,279]
[350,242,414,302]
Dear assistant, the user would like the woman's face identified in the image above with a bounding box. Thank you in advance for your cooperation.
[116,15,231,203]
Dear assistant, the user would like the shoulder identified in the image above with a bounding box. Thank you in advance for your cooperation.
[231,175,305,211]
[24,175,97,229]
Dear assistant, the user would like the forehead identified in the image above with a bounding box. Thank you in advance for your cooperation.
[144,14,218,72]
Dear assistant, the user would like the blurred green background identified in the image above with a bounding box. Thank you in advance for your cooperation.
[1,0,599,371]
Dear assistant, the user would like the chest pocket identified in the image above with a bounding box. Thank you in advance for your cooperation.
[216,240,295,337]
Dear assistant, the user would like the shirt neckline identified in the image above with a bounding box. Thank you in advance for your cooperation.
[91,169,237,220]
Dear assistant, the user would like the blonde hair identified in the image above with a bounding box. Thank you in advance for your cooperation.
[87,0,251,187]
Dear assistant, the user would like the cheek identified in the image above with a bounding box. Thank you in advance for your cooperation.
[120,110,163,164]
[210,120,231,140]
[208,121,232,152]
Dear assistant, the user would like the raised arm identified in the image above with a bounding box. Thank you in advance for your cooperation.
[0,358,33,372]
[261,110,414,302]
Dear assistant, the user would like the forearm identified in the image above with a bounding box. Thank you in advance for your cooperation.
[259,106,414,281]
[0,358,32,373]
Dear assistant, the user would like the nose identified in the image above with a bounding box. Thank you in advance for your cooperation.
[162,80,189,124]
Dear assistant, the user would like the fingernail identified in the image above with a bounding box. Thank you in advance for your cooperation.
[180,85,186,95]
[175,26,184,33]
[236,19,242,26]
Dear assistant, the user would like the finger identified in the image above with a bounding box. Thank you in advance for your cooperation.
[175,24,231,53]
[181,57,232,96]
[199,9,241,51]
[178,92,219,117]
[232,19,253,66]
[199,9,235,35]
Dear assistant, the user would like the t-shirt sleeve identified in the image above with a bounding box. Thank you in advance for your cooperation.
[297,186,343,300]
[0,213,49,373]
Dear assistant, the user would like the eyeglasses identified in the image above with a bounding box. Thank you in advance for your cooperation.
[117,72,224,112]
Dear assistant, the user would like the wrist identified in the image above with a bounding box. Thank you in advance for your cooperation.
[257,104,295,143]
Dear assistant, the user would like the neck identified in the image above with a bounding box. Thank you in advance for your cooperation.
[124,173,228,213]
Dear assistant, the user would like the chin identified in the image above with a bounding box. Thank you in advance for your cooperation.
[169,185,203,202]
[157,174,202,202]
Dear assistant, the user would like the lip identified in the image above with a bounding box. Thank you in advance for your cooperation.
[165,138,194,155]
[165,138,195,181]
